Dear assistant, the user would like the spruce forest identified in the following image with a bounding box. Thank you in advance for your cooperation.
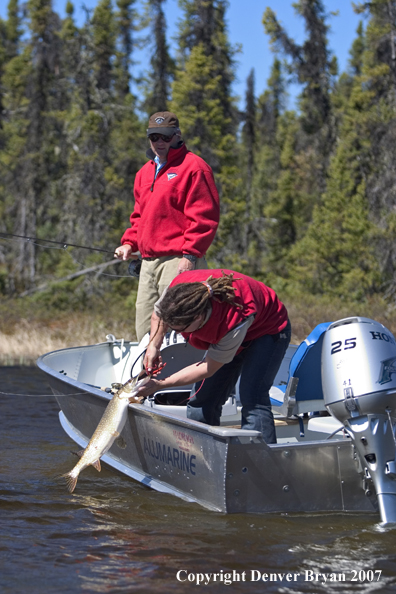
[1,0,396,353]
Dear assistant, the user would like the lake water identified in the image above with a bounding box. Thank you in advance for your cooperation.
[1,366,396,594]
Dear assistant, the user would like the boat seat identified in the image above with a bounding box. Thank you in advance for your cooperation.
[152,333,203,392]
[271,322,332,417]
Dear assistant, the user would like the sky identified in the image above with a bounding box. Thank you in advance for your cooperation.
[1,0,363,108]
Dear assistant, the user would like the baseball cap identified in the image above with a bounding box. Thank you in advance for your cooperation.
[147,111,180,136]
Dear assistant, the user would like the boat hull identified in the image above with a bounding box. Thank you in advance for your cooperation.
[44,371,376,515]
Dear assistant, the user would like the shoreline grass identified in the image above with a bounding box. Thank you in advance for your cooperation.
[0,315,136,365]
[1,293,396,366]
[0,292,137,366]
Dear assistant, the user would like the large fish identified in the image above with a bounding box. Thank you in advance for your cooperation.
[62,367,163,493]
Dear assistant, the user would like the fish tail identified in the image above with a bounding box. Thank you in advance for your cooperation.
[61,471,78,494]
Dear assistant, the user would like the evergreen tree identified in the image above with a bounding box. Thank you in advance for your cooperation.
[257,57,285,141]
[6,0,22,60]
[141,0,174,114]
[259,0,338,285]
[353,0,396,296]
[262,0,338,213]
[59,0,144,265]
[286,2,396,300]
[0,0,66,290]
[240,69,256,262]
[0,0,22,141]
[171,0,241,267]
[1,0,396,307]
[175,0,238,145]
[262,109,302,284]
[59,1,79,79]
[59,0,118,254]
[235,58,289,280]
[288,106,380,299]
[349,20,365,77]
[92,0,116,91]
[263,0,337,135]
[0,1,22,253]
[242,69,256,198]
[0,19,8,138]
[114,0,135,98]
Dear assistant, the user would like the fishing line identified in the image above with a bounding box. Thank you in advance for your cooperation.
[0,390,90,397]
[65,252,133,279]
[1,350,151,395]
[130,347,148,378]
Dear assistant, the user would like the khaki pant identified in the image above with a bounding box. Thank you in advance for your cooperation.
[135,255,207,342]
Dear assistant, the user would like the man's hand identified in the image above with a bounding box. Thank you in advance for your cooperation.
[114,245,137,261]
[177,257,196,274]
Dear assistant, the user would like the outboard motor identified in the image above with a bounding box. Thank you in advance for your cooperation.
[322,317,396,524]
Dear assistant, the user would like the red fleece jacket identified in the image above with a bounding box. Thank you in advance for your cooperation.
[121,144,219,258]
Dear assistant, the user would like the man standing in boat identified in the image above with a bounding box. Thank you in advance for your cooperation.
[114,112,220,342]
[136,270,291,443]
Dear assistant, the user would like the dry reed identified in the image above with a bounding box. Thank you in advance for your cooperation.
[1,294,396,366]
[0,315,136,365]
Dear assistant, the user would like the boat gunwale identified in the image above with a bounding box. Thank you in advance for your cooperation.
[37,344,265,440]
[37,343,355,444]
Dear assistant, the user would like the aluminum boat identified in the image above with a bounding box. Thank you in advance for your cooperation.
[37,317,396,523]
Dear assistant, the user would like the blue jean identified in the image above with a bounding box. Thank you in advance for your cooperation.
[187,320,291,443]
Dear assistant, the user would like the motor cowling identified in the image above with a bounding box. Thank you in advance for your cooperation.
[322,317,396,420]
[322,317,396,524]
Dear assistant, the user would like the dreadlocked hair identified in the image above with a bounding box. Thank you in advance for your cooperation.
[158,272,243,328]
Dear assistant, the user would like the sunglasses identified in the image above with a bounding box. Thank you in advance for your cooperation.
[168,323,190,333]
[167,320,194,333]
[148,133,175,143]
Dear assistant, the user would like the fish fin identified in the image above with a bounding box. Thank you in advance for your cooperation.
[112,430,120,437]
[91,459,101,472]
[71,449,85,458]
[129,395,145,404]
[61,472,78,494]
[116,435,127,449]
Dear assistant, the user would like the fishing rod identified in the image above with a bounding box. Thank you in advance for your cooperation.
[0,231,141,278]
[0,232,116,255]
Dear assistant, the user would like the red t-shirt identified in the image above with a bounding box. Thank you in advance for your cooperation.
[169,269,288,350]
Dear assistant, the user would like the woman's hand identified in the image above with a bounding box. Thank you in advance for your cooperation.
[144,344,162,374]
[134,378,162,399]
